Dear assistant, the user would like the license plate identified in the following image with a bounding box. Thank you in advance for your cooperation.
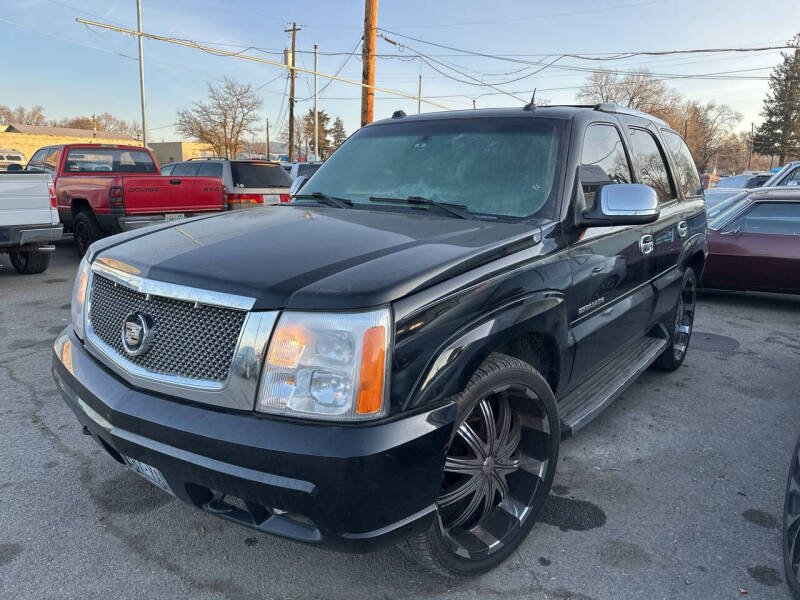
[123,455,173,495]
[262,194,280,203]
[165,213,185,222]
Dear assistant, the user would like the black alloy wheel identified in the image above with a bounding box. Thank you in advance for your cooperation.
[783,433,800,599]
[403,354,559,577]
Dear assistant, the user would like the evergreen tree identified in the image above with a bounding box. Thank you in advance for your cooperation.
[753,34,800,164]
[301,109,332,158]
[331,117,347,149]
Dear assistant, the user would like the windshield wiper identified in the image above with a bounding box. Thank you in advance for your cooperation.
[368,195,476,220]
[294,191,352,208]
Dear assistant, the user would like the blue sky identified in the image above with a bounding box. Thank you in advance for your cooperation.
[2,0,798,143]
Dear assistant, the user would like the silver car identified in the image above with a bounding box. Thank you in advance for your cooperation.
[0,148,27,171]
[161,158,293,208]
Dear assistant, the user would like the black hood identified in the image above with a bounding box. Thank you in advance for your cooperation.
[94,206,541,309]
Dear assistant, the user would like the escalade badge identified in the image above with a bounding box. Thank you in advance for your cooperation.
[122,313,153,356]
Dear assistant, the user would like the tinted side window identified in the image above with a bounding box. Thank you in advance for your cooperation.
[160,164,175,175]
[628,128,675,204]
[197,162,223,176]
[662,131,702,199]
[730,202,800,235]
[785,168,800,187]
[172,163,200,176]
[27,148,48,170]
[580,124,631,207]
[45,148,60,172]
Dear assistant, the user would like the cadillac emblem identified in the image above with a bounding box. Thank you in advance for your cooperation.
[121,312,153,356]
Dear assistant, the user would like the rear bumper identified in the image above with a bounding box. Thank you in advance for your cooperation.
[0,223,62,248]
[52,328,454,552]
[118,214,207,231]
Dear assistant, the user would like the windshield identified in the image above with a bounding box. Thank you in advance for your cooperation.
[708,193,751,229]
[301,117,566,220]
[231,162,292,188]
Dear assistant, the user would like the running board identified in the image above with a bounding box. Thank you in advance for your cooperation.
[558,335,668,438]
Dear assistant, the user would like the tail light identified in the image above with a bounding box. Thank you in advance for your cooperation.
[109,186,124,208]
[48,183,57,208]
[222,186,228,205]
[227,193,264,205]
[280,194,291,203]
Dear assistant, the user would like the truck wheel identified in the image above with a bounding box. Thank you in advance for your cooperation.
[74,211,103,257]
[654,267,696,371]
[9,250,51,274]
[783,433,800,600]
[402,353,559,577]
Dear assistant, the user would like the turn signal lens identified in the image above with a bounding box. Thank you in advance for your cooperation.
[71,256,91,340]
[357,326,386,414]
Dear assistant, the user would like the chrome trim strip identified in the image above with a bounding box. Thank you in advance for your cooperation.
[91,260,255,311]
[84,268,278,410]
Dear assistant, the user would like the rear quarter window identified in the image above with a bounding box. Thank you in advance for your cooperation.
[662,131,702,199]
[231,162,292,188]
[172,163,201,176]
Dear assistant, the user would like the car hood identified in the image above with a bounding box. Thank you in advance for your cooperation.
[93,206,542,309]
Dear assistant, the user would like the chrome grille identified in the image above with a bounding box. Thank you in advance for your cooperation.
[88,274,246,382]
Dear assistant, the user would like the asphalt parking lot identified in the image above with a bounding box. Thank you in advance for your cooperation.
[1,242,799,600]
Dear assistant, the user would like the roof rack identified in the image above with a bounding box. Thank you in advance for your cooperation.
[186,156,227,161]
[593,103,668,127]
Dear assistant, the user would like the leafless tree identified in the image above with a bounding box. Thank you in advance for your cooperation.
[0,104,47,126]
[176,78,263,158]
[578,70,681,119]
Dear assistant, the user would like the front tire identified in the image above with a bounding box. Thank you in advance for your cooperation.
[654,267,696,371]
[783,434,800,599]
[9,250,51,274]
[402,353,559,577]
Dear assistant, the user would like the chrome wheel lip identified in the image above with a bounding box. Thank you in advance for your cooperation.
[436,383,551,559]
[786,445,800,585]
[673,276,696,360]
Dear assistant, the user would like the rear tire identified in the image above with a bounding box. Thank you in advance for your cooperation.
[654,267,696,371]
[9,250,51,274]
[74,210,104,257]
[402,353,559,577]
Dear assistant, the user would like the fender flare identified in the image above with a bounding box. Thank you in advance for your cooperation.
[405,290,569,411]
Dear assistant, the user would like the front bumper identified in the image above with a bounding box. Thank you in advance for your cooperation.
[52,328,455,552]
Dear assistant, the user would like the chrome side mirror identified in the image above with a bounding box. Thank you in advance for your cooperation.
[581,183,660,227]
[290,175,307,197]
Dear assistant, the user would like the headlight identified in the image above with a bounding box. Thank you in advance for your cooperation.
[257,309,391,421]
[71,256,90,340]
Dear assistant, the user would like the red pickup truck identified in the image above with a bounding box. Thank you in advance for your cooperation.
[26,144,225,255]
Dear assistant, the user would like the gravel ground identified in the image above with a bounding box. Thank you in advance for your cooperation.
[1,241,798,600]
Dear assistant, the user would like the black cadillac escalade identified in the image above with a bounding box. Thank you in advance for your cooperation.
[53,104,706,577]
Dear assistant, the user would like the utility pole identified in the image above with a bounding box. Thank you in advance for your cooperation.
[361,0,377,126]
[417,74,421,114]
[747,122,754,170]
[472,99,476,110]
[285,22,300,161]
[265,118,270,159]
[683,117,688,139]
[314,44,319,160]
[136,0,148,147]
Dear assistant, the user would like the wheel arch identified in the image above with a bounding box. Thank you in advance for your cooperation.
[71,198,92,218]
[405,291,570,411]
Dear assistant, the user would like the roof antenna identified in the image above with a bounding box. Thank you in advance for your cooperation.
[523,89,536,111]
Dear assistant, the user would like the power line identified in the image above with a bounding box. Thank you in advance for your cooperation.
[76,17,452,110]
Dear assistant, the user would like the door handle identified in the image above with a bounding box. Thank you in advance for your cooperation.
[677,221,688,238]
[169,179,182,185]
[640,234,654,255]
